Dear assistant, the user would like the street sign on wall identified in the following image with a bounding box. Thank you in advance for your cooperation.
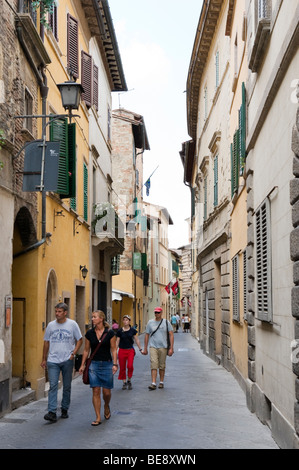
[22,140,60,192]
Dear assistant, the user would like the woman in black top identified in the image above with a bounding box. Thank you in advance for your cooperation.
[116,315,142,390]
[79,311,117,426]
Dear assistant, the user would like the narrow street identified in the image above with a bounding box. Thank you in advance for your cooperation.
[0,329,278,451]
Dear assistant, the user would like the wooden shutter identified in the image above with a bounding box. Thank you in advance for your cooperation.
[49,6,58,41]
[231,130,239,197]
[232,254,240,322]
[67,14,78,78]
[68,123,76,199]
[50,117,69,195]
[83,162,88,222]
[256,198,272,321]
[81,51,92,107]
[93,64,99,110]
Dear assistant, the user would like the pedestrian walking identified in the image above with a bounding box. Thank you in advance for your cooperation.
[175,312,180,332]
[79,311,117,426]
[171,313,178,332]
[142,306,174,390]
[116,314,142,390]
[41,302,83,423]
[184,315,191,333]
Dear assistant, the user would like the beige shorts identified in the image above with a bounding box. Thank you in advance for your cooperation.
[149,347,168,370]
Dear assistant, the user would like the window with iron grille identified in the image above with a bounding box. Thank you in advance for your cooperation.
[214,154,218,207]
[232,254,240,322]
[256,198,272,322]
[243,249,247,321]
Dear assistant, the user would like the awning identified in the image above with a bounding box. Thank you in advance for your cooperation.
[112,289,134,301]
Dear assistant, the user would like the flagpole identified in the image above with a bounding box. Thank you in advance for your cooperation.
[144,165,159,185]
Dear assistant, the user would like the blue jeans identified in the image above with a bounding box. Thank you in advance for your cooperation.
[47,360,74,413]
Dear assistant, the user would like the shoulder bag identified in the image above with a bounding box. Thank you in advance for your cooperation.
[82,331,108,385]
[165,319,171,352]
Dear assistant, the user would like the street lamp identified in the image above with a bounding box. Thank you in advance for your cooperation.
[80,265,88,280]
[57,79,84,121]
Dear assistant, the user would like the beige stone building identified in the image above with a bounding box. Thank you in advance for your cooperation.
[111,108,150,331]
[183,0,299,448]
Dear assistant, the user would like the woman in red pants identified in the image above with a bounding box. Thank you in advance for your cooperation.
[116,315,142,390]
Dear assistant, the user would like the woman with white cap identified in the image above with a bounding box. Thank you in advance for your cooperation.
[116,315,142,389]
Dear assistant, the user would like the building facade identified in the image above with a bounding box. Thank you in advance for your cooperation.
[183,0,299,448]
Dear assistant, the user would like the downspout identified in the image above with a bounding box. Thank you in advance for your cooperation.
[14,25,50,258]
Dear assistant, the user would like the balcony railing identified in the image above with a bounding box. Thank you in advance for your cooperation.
[92,202,124,252]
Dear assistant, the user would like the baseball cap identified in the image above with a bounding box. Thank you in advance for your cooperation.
[154,307,163,313]
[123,314,131,320]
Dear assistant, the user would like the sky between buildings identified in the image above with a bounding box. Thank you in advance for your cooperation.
[109,0,204,248]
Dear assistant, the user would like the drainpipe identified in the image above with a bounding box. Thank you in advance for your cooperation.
[14,25,50,258]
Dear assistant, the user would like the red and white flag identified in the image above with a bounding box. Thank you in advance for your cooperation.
[165,282,171,294]
[171,281,179,296]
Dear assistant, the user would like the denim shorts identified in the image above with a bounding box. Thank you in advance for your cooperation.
[89,360,114,389]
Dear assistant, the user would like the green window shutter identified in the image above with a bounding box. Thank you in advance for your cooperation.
[231,130,239,198]
[68,123,76,199]
[83,162,88,222]
[141,253,147,270]
[50,117,69,195]
[214,155,218,207]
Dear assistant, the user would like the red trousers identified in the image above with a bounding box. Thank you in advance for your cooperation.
[118,348,135,380]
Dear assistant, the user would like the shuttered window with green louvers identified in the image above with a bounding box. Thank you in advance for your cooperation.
[50,119,77,200]
[83,162,88,222]
[50,117,69,196]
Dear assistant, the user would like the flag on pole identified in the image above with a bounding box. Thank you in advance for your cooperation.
[145,178,151,196]
[171,281,179,296]
[165,282,171,294]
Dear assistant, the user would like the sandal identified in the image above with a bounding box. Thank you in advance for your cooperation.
[148,384,157,390]
[104,405,111,420]
[91,421,101,426]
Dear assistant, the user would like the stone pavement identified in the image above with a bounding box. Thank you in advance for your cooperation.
[0,329,279,450]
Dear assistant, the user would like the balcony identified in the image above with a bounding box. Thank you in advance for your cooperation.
[92,202,125,254]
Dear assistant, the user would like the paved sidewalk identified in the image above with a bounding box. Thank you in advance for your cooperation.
[0,330,279,449]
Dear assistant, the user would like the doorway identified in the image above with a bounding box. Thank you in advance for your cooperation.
[12,298,27,388]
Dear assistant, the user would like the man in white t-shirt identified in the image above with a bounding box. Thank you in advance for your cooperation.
[41,303,82,422]
[142,307,174,390]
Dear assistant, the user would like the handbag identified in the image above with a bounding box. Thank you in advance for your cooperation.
[82,331,107,385]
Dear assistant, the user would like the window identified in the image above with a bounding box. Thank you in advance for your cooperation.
[256,198,272,322]
[81,51,92,107]
[215,51,219,88]
[231,83,246,198]
[50,118,76,199]
[24,89,33,134]
[243,249,247,321]
[93,64,99,110]
[49,5,58,41]
[214,155,218,207]
[67,14,78,78]
[204,87,208,120]
[232,254,240,322]
[204,176,207,221]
